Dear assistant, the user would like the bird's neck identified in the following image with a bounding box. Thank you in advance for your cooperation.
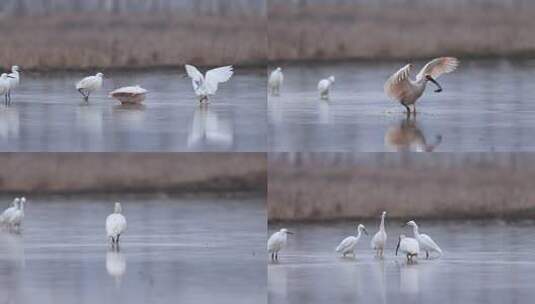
[412,225,419,236]
[380,215,385,230]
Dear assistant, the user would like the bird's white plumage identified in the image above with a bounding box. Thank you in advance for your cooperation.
[397,234,420,261]
[268,229,289,254]
[8,66,20,89]
[268,67,284,96]
[371,211,387,256]
[406,220,442,257]
[336,224,367,256]
[0,74,11,96]
[318,76,335,99]
[0,198,19,226]
[106,202,127,242]
[185,64,233,100]
[8,197,25,229]
[76,73,103,91]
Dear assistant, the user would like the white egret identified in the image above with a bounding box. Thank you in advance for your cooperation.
[109,86,148,104]
[318,76,335,99]
[8,197,25,231]
[76,72,104,102]
[0,73,15,105]
[268,228,294,261]
[384,57,459,114]
[185,64,234,102]
[406,220,442,259]
[106,202,127,247]
[336,224,368,257]
[0,197,19,227]
[396,234,419,263]
[371,211,387,257]
[268,67,284,96]
[7,65,20,104]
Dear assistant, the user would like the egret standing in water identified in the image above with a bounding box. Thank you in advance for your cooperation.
[76,72,104,102]
[384,57,459,114]
[106,202,127,248]
[336,224,368,257]
[396,234,419,263]
[405,220,442,259]
[185,64,234,103]
[0,73,15,105]
[7,65,20,104]
[0,197,19,227]
[268,228,294,261]
[371,211,387,257]
[8,197,25,232]
[268,67,284,96]
[318,76,335,100]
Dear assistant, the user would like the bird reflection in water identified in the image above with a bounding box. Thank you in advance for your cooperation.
[0,107,20,139]
[187,104,233,148]
[398,261,419,295]
[385,116,442,152]
[106,249,126,288]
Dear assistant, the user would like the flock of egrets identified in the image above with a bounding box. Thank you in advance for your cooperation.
[0,198,127,249]
[269,56,459,115]
[0,64,234,105]
[268,211,443,263]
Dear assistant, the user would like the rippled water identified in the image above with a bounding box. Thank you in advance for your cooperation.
[268,59,535,151]
[0,196,265,304]
[268,220,535,304]
[0,68,266,151]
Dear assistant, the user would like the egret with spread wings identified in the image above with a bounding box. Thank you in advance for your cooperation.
[185,64,234,102]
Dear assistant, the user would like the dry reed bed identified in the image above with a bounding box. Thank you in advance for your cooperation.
[0,13,266,70]
[268,154,535,221]
[268,3,535,61]
[0,153,266,194]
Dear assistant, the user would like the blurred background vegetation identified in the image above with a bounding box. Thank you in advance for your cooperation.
[268,153,535,221]
[268,0,535,62]
[0,153,266,194]
[0,0,266,70]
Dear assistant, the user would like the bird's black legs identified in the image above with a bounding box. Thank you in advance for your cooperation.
[116,234,120,244]
[78,88,89,102]
[426,251,429,259]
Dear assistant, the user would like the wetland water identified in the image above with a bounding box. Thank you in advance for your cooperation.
[268,220,535,304]
[0,196,265,304]
[0,68,266,152]
[268,59,535,152]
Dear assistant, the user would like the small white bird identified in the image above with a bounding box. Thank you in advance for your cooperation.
[267,228,294,261]
[0,73,15,105]
[7,65,20,104]
[406,220,442,259]
[336,224,368,257]
[318,76,335,99]
[384,57,459,114]
[268,67,284,96]
[371,211,387,257]
[76,72,104,102]
[8,197,25,232]
[0,197,20,227]
[106,202,127,247]
[185,64,234,102]
[109,86,148,104]
[396,234,420,263]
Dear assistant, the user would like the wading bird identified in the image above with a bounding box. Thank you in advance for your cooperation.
[384,57,459,114]
[268,67,284,96]
[106,202,127,248]
[0,73,15,105]
[0,197,19,227]
[268,228,294,261]
[371,211,387,257]
[8,197,25,232]
[318,76,335,100]
[109,86,148,105]
[7,65,20,104]
[405,220,442,259]
[76,72,104,102]
[185,64,234,103]
[336,224,368,257]
[396,234,419,263]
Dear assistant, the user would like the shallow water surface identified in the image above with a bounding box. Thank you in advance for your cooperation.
[268,59,535,151]
[268,220,535,304]
[0,68,266,151]
[0,196,265,304]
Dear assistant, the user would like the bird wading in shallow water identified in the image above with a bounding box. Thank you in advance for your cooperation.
[76,73,104,102]
[405,220,442,259]
[0,73,15,105]
[268,228,294,261]
[106,202,127,249]
[384,57,459,115]
[336,224,368,258]
[185,64,234,103]
[7,65,20,104]
[371,211,387,258]
[396,234,420,263]
[318,76,335,100]
[268,67,284,96]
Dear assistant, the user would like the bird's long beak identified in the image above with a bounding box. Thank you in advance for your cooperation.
[7,76,14,79]
[427,76,442,93]
[395,238,401,256]
[287,231,295,235]
[363,228,369,236]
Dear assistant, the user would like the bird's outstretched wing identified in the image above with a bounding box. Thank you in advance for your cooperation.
[185,64,205,93]
[205,66,234,94]
[416,57,459,81]
[384,64,412,101]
